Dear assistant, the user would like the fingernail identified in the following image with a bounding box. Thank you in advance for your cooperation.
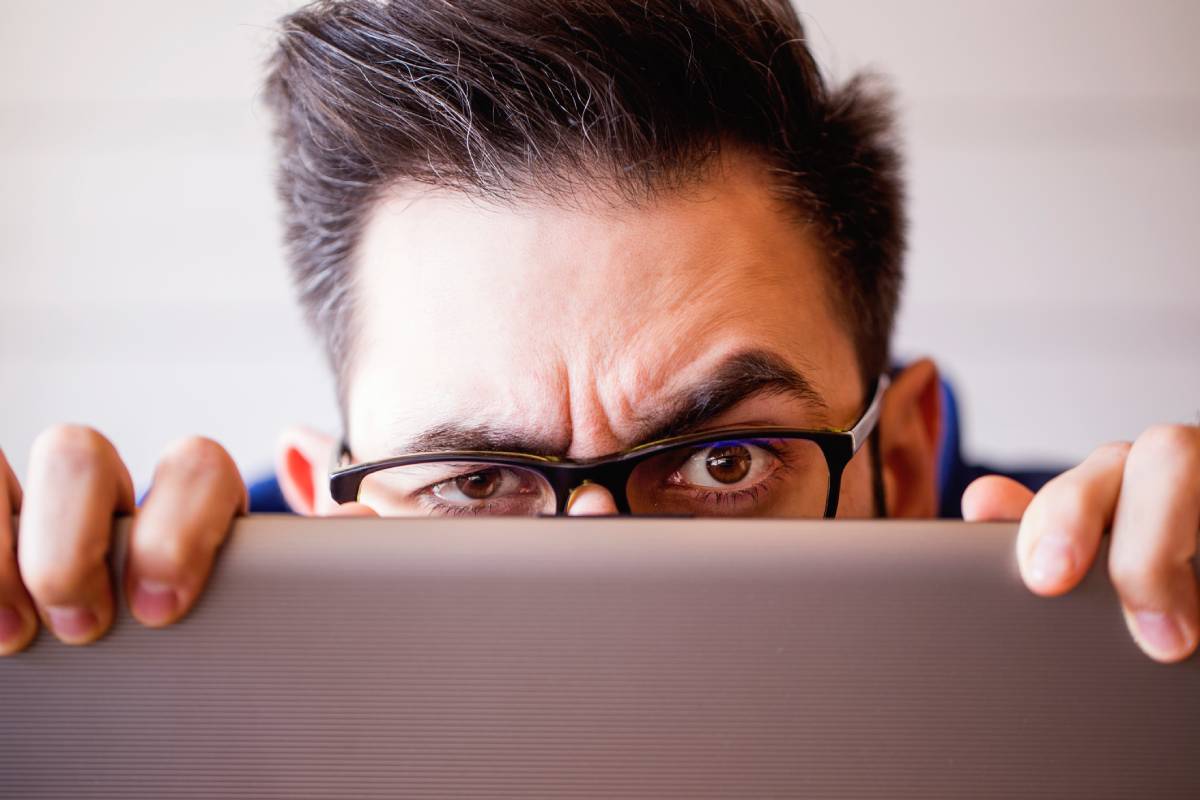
[0,605,24,643]
[46,605,98,640]
[1029,538,1075,586]
[1131,611,1195,661]
[132,580,179,625]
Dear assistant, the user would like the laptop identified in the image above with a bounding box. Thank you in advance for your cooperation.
[1,516,1197,798]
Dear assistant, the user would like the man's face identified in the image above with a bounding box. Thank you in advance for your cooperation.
[339,153,884,517]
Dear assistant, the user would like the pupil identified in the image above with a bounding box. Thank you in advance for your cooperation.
[456,469,500,500]
[705,445,751,484]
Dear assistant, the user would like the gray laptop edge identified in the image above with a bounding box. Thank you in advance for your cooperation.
[2,517,1197,799]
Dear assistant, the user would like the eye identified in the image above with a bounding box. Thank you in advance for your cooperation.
[430,467,532,505]
[453,469,502,500]
[671,442,777,490]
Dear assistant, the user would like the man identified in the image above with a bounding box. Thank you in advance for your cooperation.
[0,0,1196,663]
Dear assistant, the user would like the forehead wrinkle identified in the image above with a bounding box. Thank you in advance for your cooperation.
[612,278,795,391]
[602,319,756,432]
[370,347,575,457]
[557,340,647,457]
[630,243,850,391]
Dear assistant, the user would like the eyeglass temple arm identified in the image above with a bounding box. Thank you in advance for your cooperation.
[847,374,890,453]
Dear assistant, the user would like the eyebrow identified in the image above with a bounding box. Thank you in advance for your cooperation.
[390,349,828,457]
[632,349,829,444]
[398,422,562,458]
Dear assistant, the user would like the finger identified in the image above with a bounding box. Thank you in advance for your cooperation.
[1016,442,1130,597]
[125,437,247,628]
[565,483,618,516]
[961,475,1035,521]
[3,450,22,510]
[327,501,379,518]
[1108,425,1200,663]
[19,426,135,645]
[0,450,37,655]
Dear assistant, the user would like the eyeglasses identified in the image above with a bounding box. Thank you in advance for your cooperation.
[330,375,888,518]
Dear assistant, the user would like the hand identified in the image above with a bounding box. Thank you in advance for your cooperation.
[0,427,246,655]
[962,425,1200,663]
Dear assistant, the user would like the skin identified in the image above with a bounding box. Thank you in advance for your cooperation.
[0,152,1197,663]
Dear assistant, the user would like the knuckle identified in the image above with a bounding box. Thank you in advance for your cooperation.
[1133,424,1200,471]
[20,559,94,603]
[163,435,230,469]
[148,534,205,577]
[1037,477,1104,530]
[1107,554,1153,598]
[1091,440,1132,461]
[29,425,109,479]
[159,437,234,483]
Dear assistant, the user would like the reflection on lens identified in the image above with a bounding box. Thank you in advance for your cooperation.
[627,437,829,517]
[358,462,556,517]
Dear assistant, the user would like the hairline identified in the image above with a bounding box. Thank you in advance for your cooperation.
[332,144,865,416]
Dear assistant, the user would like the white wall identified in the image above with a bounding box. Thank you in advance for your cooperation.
[1,0,1197,489]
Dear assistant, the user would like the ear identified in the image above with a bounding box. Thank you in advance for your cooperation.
[878,358,943,518]
[275,426,340,516]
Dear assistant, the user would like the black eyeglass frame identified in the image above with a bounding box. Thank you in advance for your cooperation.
[331,375,889,518]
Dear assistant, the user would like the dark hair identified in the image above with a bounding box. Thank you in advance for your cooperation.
[264,0,905,395]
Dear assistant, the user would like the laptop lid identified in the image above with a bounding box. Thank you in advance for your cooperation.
[2,516,1197,798]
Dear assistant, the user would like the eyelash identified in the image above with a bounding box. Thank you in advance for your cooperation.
[409,468,500,513]
[676,449,793,509]
[423,503,490,518]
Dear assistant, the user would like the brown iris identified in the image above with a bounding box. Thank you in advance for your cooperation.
[705,445,752,484]
[455,469,502,499]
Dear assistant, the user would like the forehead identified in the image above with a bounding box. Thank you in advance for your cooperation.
[347,155,860,456]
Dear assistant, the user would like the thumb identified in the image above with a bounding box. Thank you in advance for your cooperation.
[961,475,1035,521]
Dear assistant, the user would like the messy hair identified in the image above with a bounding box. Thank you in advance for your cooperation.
[264,0,905,394]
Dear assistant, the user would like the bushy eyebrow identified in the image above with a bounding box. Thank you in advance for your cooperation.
[398,422,561,459]
[631,348,829,444]
[390,348,829,457]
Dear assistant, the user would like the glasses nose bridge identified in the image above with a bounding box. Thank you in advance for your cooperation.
[548,461,633,515]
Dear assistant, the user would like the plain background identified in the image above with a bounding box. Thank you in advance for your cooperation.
[1,0,1197,495]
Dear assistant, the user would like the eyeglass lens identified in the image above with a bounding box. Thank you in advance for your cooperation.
[355,437,831,518]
